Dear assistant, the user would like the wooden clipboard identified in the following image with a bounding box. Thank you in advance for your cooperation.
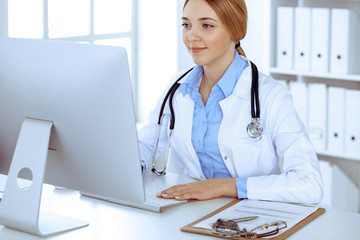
[181,199,326,240]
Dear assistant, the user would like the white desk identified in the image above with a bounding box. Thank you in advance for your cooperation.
[1,183,360,240]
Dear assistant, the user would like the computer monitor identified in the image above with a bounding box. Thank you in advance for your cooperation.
[0,37,144,236]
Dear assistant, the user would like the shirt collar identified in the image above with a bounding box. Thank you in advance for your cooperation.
[217,51,247,97]
[180,51,248,97]
[180,65,203,96]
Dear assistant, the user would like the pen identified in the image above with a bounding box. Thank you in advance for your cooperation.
[219,216,259,223]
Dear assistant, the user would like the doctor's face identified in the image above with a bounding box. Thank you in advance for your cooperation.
[182,0,235,68]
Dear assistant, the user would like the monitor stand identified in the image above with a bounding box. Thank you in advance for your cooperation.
[0,118,88,237]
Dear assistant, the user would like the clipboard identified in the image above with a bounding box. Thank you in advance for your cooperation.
[181,199,326,239]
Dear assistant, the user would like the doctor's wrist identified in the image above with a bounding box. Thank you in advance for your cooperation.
[216,178,238,198]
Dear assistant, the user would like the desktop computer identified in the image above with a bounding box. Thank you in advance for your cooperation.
[0,37,144,236]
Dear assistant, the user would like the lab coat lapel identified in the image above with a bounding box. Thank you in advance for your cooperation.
[233,59,252,98]
[218,61,253,177]
[174,93,201,167]
[219,60,252,114]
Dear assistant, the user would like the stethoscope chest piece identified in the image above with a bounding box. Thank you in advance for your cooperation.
[247,118,263,138]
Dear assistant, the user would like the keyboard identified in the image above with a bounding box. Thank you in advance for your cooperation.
[145,193,187,207]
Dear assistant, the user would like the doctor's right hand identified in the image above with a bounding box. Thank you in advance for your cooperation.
[157,178,237,201]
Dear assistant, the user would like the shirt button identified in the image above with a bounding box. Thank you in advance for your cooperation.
[223,155,228,160]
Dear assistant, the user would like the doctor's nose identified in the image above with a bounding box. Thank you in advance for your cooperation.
[186,28,201,42]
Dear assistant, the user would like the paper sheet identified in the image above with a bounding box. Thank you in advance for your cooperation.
[194,200,318,238]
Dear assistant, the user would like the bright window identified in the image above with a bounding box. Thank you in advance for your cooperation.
[6,0,137,116]
[7,0,134,72]
[48,0,90,38]
[94,0,132,34]
[8,0,43,38]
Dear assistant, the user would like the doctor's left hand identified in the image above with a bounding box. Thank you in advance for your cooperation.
[158,178,237,201]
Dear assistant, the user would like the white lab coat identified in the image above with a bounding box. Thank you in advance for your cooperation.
[138,58,323,205]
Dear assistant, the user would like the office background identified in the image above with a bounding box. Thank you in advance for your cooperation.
[0,0,359,213]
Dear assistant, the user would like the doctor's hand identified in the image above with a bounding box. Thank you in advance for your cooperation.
[158,178,237,201]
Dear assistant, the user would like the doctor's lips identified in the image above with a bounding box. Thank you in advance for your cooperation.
[190,47,207,53]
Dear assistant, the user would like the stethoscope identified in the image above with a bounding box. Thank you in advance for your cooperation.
[152,61,263,176]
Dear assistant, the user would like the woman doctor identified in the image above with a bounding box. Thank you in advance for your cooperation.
[138,0,323,204]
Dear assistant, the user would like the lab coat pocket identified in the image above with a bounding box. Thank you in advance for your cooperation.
[232,136,269,177]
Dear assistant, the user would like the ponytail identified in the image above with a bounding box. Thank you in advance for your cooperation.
[236,43,246,57]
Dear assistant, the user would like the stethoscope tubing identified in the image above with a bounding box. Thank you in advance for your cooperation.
[250,61,260,119]
[157,67,194,129]
[157,61,261,136]
[152,61,262,175]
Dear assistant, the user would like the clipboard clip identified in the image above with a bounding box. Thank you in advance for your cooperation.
[212,217,287,239]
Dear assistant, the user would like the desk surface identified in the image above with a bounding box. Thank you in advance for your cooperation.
[1,181,360,240]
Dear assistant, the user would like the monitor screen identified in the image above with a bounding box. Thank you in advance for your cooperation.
[0,38,145,234]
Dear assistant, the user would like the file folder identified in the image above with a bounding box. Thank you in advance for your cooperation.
[311,8,330,73]
[289,81,308,130]
[308,83,327,151]
[276,7,294,69]
[294,7,311,71]
[327,87,345,155]
[344,89,360,157]
[330,9,360,74]
[319,160,359,212]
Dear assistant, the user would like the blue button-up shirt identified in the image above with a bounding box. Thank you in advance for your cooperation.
[180,51,248,198]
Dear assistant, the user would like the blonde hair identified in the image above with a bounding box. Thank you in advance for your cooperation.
[183,0,248,57]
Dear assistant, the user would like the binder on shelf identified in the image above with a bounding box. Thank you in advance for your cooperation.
[276,7,294,69]
[327,87,345,155]
[289,81,308,130]
[318,160,359,213]
[330,8,360,74]
[344,89,360,157]
[308,83,327,151]
[311,8,330,73]
[294,7,311,71]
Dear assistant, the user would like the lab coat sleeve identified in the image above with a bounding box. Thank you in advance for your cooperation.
[137,73,183,173]
[246,84,323,205]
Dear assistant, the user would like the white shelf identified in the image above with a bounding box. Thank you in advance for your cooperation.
[270,67,360,82]
[270,0,360,162]
[317,150,360,162]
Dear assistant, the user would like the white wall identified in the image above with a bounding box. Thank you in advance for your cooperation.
[0,0,8,37]
[137,0,177,122]
[242,0,271,74]
[176,0,193,72]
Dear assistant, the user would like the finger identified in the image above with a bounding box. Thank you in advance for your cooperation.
[164,186,200,200]
[174,192,197,201]
[160,184,187,196]
[158,191,191,201]
[160,189,187,199]
[160,186,193,200]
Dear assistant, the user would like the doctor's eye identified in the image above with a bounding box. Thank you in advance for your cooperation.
[181,23,191,28]
[202,24,213,29]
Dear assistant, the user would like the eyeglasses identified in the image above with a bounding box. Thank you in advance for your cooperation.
[212,218,287,239]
